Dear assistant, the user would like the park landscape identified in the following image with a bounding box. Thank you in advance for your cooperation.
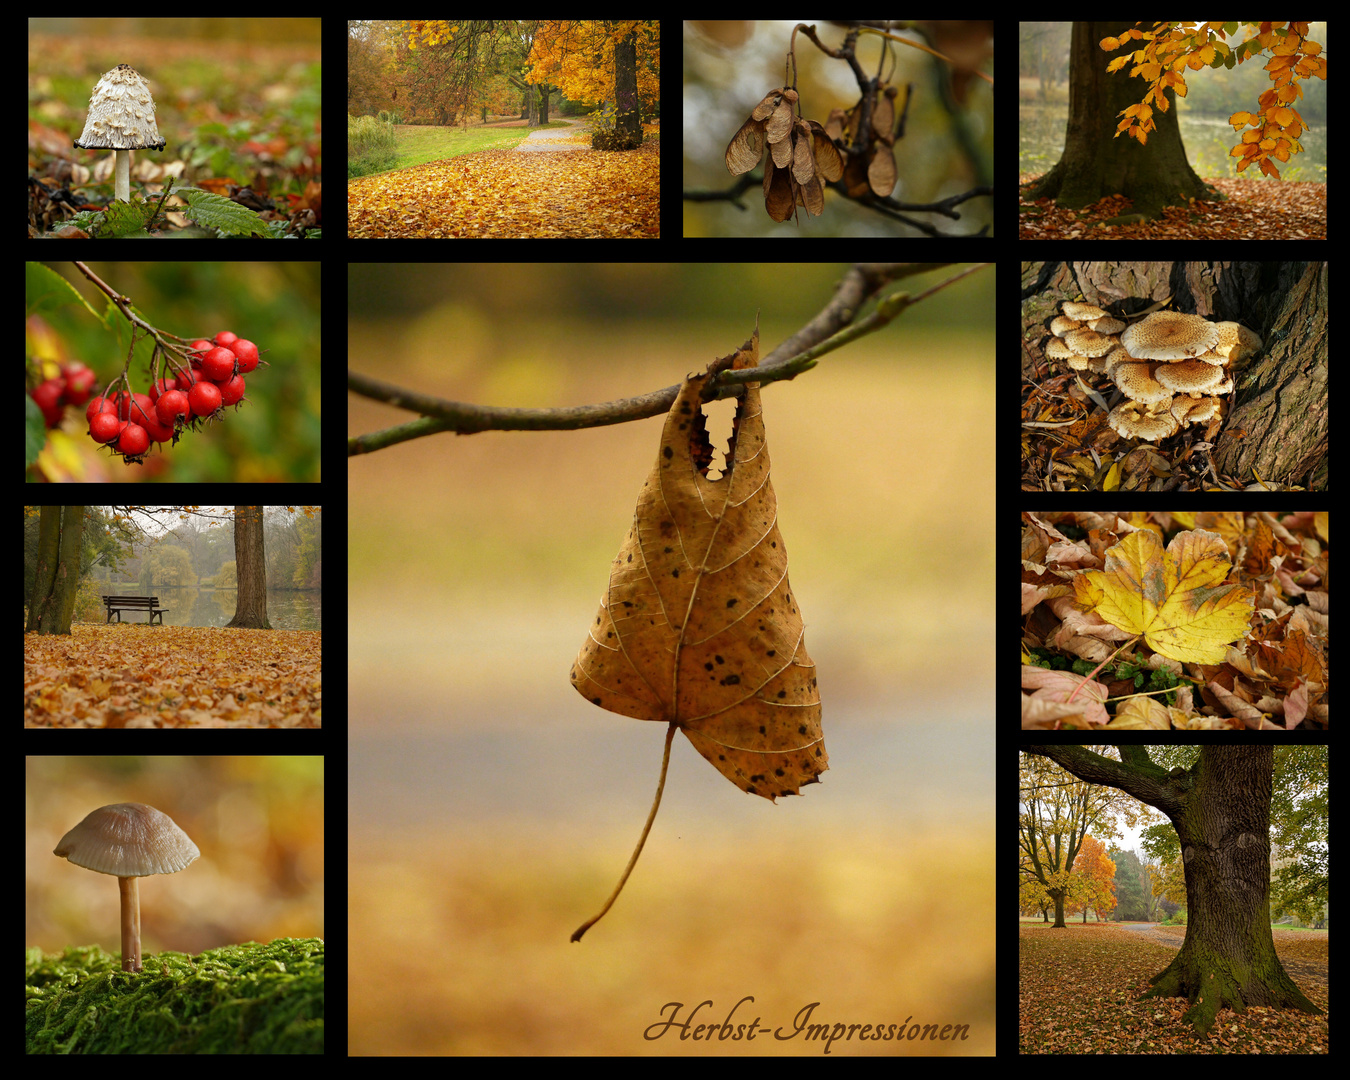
[348,20,659,239]
[1020,747,1328,1053]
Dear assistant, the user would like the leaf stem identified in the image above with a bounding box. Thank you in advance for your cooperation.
[571,721,677,942]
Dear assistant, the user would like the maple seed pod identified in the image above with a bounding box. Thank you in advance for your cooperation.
[725,88,799,176]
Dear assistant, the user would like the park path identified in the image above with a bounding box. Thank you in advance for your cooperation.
[1113,923,1184,950]
[514,116,592,152]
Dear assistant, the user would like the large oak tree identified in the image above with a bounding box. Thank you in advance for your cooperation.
[1020,745,1322,1036]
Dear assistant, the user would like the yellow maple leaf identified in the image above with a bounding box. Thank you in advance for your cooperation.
[1074,529,1254,664]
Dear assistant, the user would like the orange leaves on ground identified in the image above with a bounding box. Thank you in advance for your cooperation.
[24,623,321,728]
[1018,172,1326,240]
[348,144,659,239]
[1074,529,1254,664]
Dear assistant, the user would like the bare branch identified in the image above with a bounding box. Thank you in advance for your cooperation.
[347,263,986,455]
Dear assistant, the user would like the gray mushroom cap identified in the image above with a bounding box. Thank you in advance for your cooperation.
[73,64,166,152]
[53,802,198,877]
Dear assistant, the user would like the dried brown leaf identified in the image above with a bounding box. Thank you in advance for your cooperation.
[568,322,826,939]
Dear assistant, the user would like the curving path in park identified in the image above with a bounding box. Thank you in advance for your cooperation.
[514,116,593,152]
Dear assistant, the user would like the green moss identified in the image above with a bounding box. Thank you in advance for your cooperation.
[25,938,323,1054]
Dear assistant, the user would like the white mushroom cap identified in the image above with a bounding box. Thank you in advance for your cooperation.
[1050,316,1084,336]
[1063,328,1118,358]
[1111,360,1173,404]
[1212,321,1263,363]
[73,64,165,152]
[1120,312,1220,361]
[1062,302,1108,321]
[1155,360,1228,394]
[53,803,198,877]
[1108,400,1179,441]
[1088,316,1126,335]
[1171,394,1222,426]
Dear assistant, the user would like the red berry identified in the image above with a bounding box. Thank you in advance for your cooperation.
[116,423,149,456]
[214,331,239,348]
[63,367,96,406]
[230,339,260,373]
[156,390,191,427]
[217,374,247,406]
[31,379,66,427]
[86,395,114,423]
[89,411,122,444]
[188,380,223,417]
[201,346,237,382]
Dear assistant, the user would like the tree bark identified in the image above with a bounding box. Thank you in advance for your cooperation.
[1213,260,1327,487]
[1020,745,1323,1036]
[225,505,273,630]
[1022,21,1220,220]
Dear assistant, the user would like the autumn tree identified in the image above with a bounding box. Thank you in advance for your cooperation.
[1072,835,1117,921]
[1102,21,1326,181]
[1020,747,1141,929]
[526,20,659,148]
[1020,745,1323,1037]
[1021,21,1218,221]
[225,505,272,631]
[405,20,524,126]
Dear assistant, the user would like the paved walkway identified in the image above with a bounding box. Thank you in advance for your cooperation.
[514,116,592,152]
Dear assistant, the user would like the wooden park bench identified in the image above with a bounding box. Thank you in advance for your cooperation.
[102,595,170,625]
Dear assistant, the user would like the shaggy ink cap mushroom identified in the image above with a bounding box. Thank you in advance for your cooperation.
[53,803,198,973]
[73,64,166,203]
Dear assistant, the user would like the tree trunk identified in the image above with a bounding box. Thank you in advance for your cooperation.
[1136,747,1322,1035]
[225,506,273,630]
[1020,745,1323,1036]
[1214,260,1328,487]
[613,27,643,146]
[26,505,85,636]
[1022,21,1219,220]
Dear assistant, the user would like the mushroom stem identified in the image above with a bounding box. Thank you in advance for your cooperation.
[113,151,131,203]
[118,876,141,972]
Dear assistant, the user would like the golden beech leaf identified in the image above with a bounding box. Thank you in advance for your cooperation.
[1073,529,1254,664]
[569,322,826,940]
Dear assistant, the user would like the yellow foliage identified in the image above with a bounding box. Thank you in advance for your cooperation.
[1074,529,1254,665]
[1102,21,1325,177]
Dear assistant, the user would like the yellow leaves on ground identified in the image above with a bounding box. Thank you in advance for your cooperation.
[1074,529,1254,664]
[24,623,321,728]
[349,143,660,239]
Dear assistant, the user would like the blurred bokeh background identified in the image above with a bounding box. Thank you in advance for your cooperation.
[29,756,325,965]
[348,263,995,1054]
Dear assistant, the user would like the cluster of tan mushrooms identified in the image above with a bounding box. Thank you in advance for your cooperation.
[1047,301,1263,442]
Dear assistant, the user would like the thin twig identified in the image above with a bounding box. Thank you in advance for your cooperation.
[348,263,984,454]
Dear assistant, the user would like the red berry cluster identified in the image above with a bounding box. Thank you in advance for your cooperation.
[28,360,98,428]
[85,331,264,464]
